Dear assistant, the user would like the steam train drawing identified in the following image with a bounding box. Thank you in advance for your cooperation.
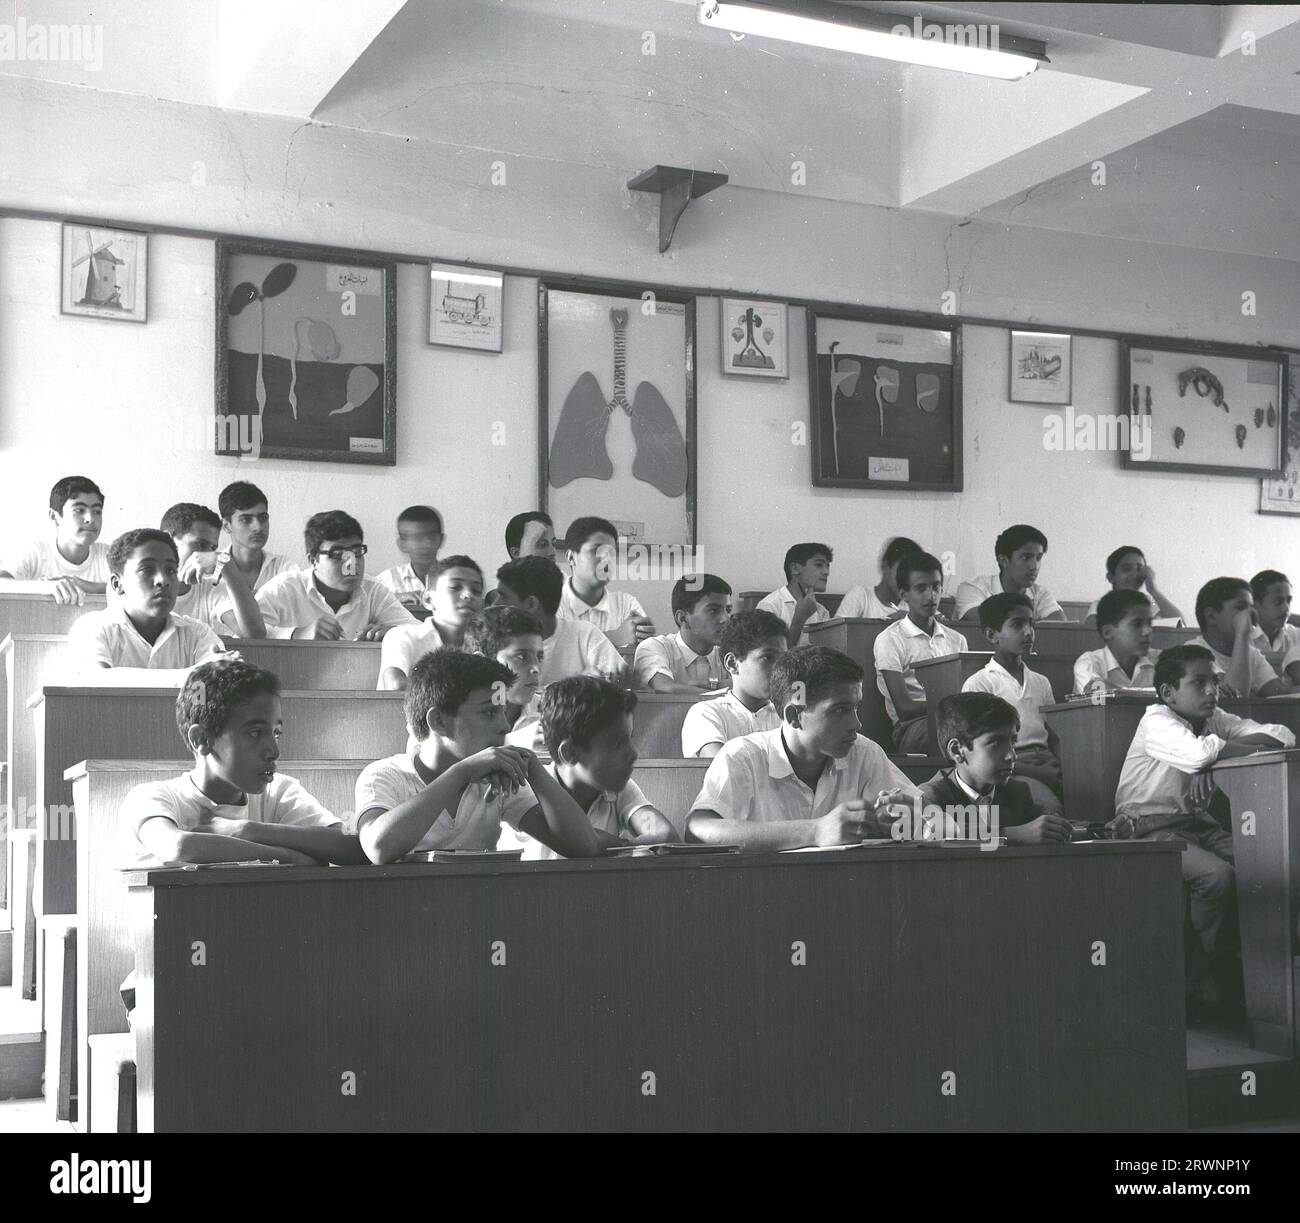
[440,290,494,326]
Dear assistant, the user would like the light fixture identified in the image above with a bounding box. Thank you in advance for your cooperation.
[697,0,1049,80]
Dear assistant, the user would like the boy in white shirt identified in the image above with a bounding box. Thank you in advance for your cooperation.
[464,604,546,753]
[1083,545,1183,624]
[217,481,298,594]
[1073,588,1160,695]
[1249,570,1300,677]
[374,504,444,618]
[953,524,1065,623]
[837,536,920,620]
[633,573,731,693]
[508,676,677,857]
[687,645,919,850]
[494,556,625,686]
[873,551,966,753]
[1112,644,1293,1013]
[0,474,110,604]
[1189,577,1291,698]
[256,510,417,642]
[378,555,484,690]
[682,610,787,757]
[160,502,265,638]
[67,528,230,682]
[557,516,654,645]
[129,660,365,865]
[961,593,1062,813]
[354,651,601,863]
[756,541,833,647]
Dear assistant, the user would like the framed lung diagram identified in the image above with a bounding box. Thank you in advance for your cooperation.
[539,284,696,547]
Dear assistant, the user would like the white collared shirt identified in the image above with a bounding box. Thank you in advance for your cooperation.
[690,728,919,824]
[67,603,227,678]
[1251,622,1300,678]
[961,657,1056,749]
[375,562,433,597]
[377,620,454,684]
[505,693,545,753]
[1072,645,1159,695]
[1186,634,1278,697]
[556,580,646,634]
[173,577,243,634]
[539,618,624,686]
[256,568,417,640]
[837,585,901,619]
[953,574,1062,622]
[507,763,661,860]
[1,536,111,582]
[353,751,537,851]
[632,631,721,688]
[681,690,781,758]
[754,585,830,643]
[872,615,967,724]
[1115,702,1295,820]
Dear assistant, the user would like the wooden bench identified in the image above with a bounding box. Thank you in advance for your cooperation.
[632,692,714,758]
[217,638,383,689]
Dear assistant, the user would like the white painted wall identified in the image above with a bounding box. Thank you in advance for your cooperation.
[1,78,1297,628]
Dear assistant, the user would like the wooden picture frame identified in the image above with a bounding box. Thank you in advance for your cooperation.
[1259,357,1300,514]
[215,238,396,465]
[808,310,962,491]
[1120,338,1287,478]
[1009,329,1071,405]
[61,224,147,323]
[539,281,697,548]
[720,297,788,378]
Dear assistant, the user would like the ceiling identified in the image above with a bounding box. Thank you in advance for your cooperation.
[3,0,1298,261]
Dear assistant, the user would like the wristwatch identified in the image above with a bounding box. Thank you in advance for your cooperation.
[210,551,231,585]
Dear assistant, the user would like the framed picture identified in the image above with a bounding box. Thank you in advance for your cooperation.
[1120,338,1288,478]
[215,238,396,465]
[720,297,787,378]
[428,263,504,352]
[808,311,961,491]
[539,283,696,548]
[1009,329,1071,405]
[1260,357,1300,514]
[61,225,147,322]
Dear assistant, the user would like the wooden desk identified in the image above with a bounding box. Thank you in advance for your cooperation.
[1210,750,1299,1058]
[129,842,1186,1132]
[632,693,712,758]
[30,687,409,915]
[0,591,105,639]
[804,618,893,748]
[218,639,381,689]
[950,621,1196,658]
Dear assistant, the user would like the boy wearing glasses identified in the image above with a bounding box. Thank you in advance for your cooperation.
[256,510,418,641]
[375,505,445,619]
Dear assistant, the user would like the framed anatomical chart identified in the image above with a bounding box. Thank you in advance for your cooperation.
[1260,357,1300,515]
[216,238,397,465]
[808,311,961,491]
[1119,338,1287,478]
[539,283,696,547]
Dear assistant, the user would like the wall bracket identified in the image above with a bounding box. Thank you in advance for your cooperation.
[627,165,728,253]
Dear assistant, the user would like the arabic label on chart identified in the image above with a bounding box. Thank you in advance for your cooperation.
[868,456,910,481]
[325,265,381,295]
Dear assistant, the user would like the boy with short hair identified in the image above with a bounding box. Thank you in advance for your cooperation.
[217,481,297,593]
[495,556,625,685]
[1249,570,1300,675]
[354,651,602,863]
[1084,545,1183,624]
[687,645,919,850]
[1189,577,1290,698]
[872,551,966,753]
[558,516,654,645]
[67,529,230,681]
[954,524,1065,623]
[633,574,732,693]
[160,502,265,638]
[0,475,110,604]
[510,676,677,858]
[1112,644,1294,1010]
[505,511,556,561]
[256,510,417,642]
[962,593,1063,812]
[374,505,444,617]
[838,536,921,620]
[1073,588,1159,695]
[129,660,365,864]
[681,609,787,757]
[378,555,484,690]
[464,604,546,752]
[756,542,833,647]
[917,693,1073,845]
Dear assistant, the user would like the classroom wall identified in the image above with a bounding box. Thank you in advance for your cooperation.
[1,76,1297,627]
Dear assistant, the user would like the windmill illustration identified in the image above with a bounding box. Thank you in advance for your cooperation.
[72,229,126,310]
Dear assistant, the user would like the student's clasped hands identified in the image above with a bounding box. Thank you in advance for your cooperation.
[815,789,903,845]
[460,743,537,798]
